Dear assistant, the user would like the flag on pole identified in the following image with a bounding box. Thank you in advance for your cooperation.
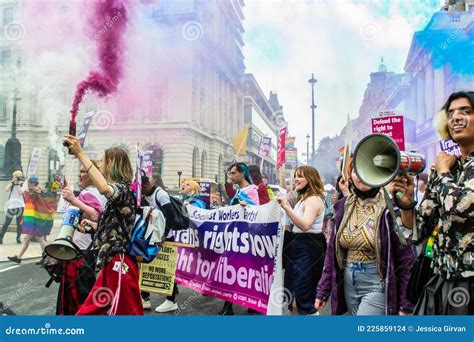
[277,127,287,169]
[233,127,249,155]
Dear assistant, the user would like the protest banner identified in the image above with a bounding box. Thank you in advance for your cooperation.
[78,111,95,147]
[26,148,42,177]
[139,244,178,296]
[198,181,212,209]
[174,201,284,315]
[371,114,405,150]
[277,127,287,169]
[286,149,298,167]
[258,137,271,157]
[439,138,462,157]
[143,152,153,175]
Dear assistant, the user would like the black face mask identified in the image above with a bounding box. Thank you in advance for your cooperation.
[352,184,380,200]
[296,183,309,195]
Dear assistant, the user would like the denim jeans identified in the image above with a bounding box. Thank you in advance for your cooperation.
[344,260,385,315]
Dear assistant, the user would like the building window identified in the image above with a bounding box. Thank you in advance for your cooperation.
[1,49,11,67]
[3,7,14,26]
[218,154,223,184]
[0,145,4,171]
[201,151,207,178]
[192,147,199,178]
[0,95,7,120]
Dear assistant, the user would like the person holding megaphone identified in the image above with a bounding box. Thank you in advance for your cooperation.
[55,160,106,315]
[391,91,474,315]
[315,160,416,316]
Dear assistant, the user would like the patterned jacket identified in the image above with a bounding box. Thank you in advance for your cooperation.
[399,152,474,280]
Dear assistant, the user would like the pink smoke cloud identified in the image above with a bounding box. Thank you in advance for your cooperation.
[70,0,129,122]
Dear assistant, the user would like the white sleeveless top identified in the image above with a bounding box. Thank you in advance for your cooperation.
[292,197,324,234]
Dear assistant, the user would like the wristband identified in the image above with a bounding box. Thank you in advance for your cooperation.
[394,196,417,210]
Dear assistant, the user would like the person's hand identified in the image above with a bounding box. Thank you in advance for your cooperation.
[398,310,411,316]
[277,195,290,210]
[331,193,338,205]
[62,185,76,204]
[238,200,247,206]
[63,135,83,157]
[338,177,350,197]
[315,299,326,311]
[434,152,456,174]
[390,175,415,207]
[79,219,97,233]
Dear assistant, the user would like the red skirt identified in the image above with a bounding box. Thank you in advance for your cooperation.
[76,253,144,316]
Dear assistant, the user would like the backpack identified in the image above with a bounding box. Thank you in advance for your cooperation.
[126,206,166,263]
[155,189,190,231]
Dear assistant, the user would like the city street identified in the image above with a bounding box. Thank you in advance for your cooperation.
[1,258,296,316]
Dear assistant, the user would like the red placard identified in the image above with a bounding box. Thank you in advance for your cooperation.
[371,115,405,151]
[277,127,287,169]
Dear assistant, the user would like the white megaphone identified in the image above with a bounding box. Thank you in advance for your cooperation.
[44,206,81,261]
[353,134,426,188]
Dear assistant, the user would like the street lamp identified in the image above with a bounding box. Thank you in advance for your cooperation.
[1,57,23,180]
[177,171,182,189]
[308,73,317,167]
[306,134,310,165]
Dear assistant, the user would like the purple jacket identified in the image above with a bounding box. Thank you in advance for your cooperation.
[316,197,416,315]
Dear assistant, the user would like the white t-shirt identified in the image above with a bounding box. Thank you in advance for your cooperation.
[291,197,324,234]
[7,184,25,210]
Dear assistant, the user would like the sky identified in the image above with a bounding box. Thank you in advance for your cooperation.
[243,0,441,160]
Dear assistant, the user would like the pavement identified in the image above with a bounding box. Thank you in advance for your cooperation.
[0,217,328,316]
[0,218,62,263]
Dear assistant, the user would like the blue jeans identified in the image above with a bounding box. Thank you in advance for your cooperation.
[344,261,385,315]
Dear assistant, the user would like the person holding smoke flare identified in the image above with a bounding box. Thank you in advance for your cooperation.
[392,91,474,315]
[63,135,142,315]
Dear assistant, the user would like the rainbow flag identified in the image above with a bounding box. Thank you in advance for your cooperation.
[339,145,345,158]
[23,192,57,236]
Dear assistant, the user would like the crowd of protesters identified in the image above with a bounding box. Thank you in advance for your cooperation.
[1,91,472,316]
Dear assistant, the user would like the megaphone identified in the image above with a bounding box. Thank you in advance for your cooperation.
[353,134,426,188]
[44,206,81,261]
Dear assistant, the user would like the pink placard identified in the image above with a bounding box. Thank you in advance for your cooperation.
[371,115,405,151]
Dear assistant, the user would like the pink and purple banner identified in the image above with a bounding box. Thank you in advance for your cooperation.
[258,137,272,157]
[174,201,283,314]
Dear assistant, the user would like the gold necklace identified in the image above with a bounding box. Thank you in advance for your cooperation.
[348,202,376,235]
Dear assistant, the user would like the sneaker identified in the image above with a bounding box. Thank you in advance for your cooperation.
[142,298,151,310]
[218,302,234,316]
[35,259,44,266]
[16,237,21,244]
[155,299,178,313]
[7,256,21,264]
[217,307,234,315]
[0,238,3,244]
